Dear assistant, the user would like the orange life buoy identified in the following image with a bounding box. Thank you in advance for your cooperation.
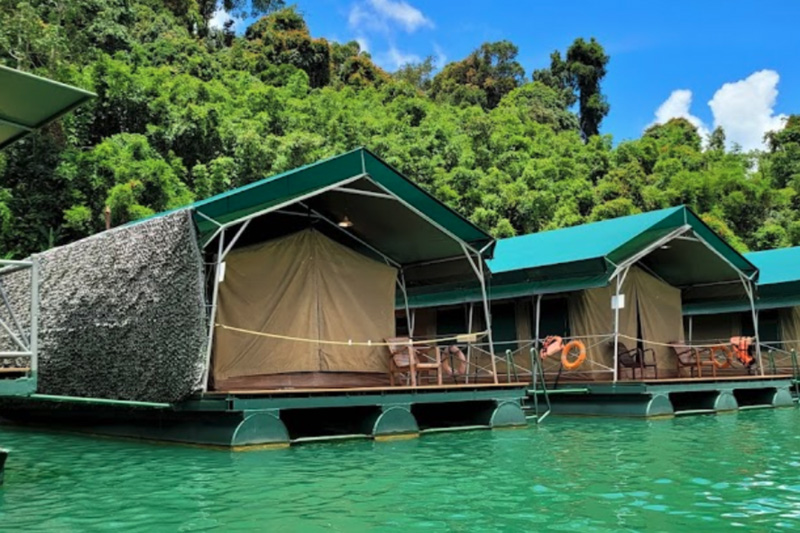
[561,340,587,371]
[442,346,468,376]
[709,345,732,369]
[540,336,564,359]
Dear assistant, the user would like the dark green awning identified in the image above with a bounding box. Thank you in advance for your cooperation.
[685,246,800,315]
[0,65,95,150]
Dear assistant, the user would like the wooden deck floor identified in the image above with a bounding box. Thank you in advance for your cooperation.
[206,382,529,397]
[0,367,28,375]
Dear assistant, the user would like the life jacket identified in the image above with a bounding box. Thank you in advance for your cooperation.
[730,336,756,367]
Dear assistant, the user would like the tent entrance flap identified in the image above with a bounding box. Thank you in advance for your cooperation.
[213,229,398,383]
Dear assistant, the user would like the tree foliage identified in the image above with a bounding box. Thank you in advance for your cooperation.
[0,3,797,258]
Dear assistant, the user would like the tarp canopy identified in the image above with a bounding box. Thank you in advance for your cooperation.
[684,246,800,315]
[214,229,397,383]
[406,205,757,308]
[0,65,95,150]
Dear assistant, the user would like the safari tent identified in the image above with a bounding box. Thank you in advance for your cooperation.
[406,206,762,382]
[685,245,800,373]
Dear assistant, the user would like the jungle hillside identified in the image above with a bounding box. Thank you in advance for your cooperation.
[2,1,800,259]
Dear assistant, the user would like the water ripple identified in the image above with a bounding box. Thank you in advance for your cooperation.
[0,408,799,531]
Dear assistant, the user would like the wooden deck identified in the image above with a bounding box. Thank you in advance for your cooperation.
[206,382,528,397]
[0,367,29,375]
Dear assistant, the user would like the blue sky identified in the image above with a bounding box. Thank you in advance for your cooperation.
[218,0,800,149]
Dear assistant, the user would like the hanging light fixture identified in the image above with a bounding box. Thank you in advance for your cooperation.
[338,215,353,228]
[660,244,671,250]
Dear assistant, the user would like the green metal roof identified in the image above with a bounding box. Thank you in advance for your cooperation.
[746,246,800,286]
[0,65,95,150]
[407,205,757,308]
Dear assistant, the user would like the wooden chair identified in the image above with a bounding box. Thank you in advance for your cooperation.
[670,342,716,378]
[386,337,443,387]
[614,340,658,380]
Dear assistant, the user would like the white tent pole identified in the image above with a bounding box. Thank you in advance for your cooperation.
[533,294,542,382]
[478,255,498,384]
[466,302,474,384]
[399,270,413,337]
[612,268,627,383]
[741,275,764,376]
[688,315,693,345]
[201,229,225,393]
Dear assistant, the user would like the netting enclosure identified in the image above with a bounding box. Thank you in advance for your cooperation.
[0,210,207,402]
[213,229,397,388]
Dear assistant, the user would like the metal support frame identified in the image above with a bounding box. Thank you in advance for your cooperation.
[0,257,38,377]
[688,315,693,345]
[398,271,413,337]
[532,294,542,380]
[331,187,396,201]
[741,274,765,376]
[461,244,498,384]
[201,229,225,392]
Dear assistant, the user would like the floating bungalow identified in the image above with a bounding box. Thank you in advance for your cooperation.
[0,148,529,448]
[685,246,800,379]
[406,206,797,418]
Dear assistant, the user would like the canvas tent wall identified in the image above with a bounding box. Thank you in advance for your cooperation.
[568,266,684,379]
[213,229,397,389]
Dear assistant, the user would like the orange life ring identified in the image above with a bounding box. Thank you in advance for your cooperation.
[540,336,564,359]
[442,346,468,376]
[709,345,732,369]
[561,340,587,371]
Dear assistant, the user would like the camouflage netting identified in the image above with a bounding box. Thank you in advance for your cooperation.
[0,210,208,403]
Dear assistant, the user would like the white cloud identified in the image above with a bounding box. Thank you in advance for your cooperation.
[349,0,433,34]
[433,43,447,68]
[209,8,232,30]
[356,36,370,53]
[648,70,788,151]
[651,89,709,140]
[708,70,787,151]
[377,45,422,70]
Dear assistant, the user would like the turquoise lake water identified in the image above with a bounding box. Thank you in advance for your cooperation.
[0,408,799,532]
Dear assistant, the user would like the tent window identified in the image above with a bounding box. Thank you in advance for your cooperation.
[536,297,570,338]
[741,310,780,343]
[437,306,467,337]
[491,302,517,354]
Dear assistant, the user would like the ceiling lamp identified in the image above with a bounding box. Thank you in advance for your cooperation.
[660,244,671,250]
[338,215,353,228]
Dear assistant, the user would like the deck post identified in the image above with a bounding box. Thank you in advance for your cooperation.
[201,229,225,393]
[532,294,542,381]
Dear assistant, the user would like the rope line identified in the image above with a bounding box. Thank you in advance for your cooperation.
[215,323,488,347]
